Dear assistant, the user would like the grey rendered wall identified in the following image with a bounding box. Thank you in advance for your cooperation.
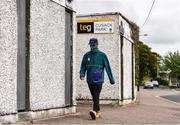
[123,39,132,99]
[29,0,66,110]
[0,0,17,114]
[72,12,77,105]
[75,15,120,100]
[119,16,134,100]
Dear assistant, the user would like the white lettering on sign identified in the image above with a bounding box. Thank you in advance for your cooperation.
[94,22,114,33]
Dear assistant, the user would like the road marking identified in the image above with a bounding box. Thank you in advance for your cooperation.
[155,95,180,106]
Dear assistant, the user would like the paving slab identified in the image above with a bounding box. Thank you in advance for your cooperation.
[32,88,180,124]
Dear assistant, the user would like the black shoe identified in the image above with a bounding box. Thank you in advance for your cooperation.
[89,110,96,120]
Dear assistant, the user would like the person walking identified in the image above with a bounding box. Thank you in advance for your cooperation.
[80,38,115,120]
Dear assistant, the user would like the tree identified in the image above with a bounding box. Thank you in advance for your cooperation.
[138,41,160,84]
[161,51,180,80]
[149,52,157,78]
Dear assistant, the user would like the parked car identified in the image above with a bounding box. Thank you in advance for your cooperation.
[177,83,180,88]
[144,81,154,89]
[152,80,159,87]
[174,83,180,88]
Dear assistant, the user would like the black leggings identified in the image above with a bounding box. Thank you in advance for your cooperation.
[88,84,102,112]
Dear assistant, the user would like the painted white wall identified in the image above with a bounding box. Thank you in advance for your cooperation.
[0,0,17,114]
[75,13,135,101]
[119,16,134,100]
[72,11,77,106]
[75,14,120,100]
[123,39,133,99]
[0,0,76,114]
[30,0,66,110]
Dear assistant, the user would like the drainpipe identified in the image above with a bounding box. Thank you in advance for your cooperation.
[132,43,135,100]
[120,22,124,104]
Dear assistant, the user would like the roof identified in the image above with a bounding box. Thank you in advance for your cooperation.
[77,12,131,26]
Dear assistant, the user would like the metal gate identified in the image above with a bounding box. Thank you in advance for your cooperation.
[65,9,73,106]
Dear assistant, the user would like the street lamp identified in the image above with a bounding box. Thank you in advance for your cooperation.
[139,34,148,36]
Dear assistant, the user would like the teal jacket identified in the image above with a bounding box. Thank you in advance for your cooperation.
[80,48,115,85]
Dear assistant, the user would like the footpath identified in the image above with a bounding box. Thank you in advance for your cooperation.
[33,88,180,124]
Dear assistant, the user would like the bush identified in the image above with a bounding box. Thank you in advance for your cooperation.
[155,78,169,86]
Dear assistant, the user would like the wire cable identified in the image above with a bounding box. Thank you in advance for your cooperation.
[141,0,156,29]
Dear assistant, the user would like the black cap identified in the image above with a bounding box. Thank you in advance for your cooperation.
[89,38,98,45]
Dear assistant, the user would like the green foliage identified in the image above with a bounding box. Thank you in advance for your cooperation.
[162,51,180,79]
[137,41,160,84]
[155,77,169,86]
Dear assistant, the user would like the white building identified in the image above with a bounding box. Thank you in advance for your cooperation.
[75,12,138,105]
[0,0,76,123]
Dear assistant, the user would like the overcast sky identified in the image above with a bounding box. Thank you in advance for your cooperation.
[77,0,180,56]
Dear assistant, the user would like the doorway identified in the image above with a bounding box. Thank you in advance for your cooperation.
[65,9,73,107]
[17,0,30,111]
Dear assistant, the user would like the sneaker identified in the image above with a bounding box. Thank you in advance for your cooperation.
[89,110,96,120]
[96,111,101,118]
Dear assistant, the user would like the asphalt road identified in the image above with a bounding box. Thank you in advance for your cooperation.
[160,93,180,103]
